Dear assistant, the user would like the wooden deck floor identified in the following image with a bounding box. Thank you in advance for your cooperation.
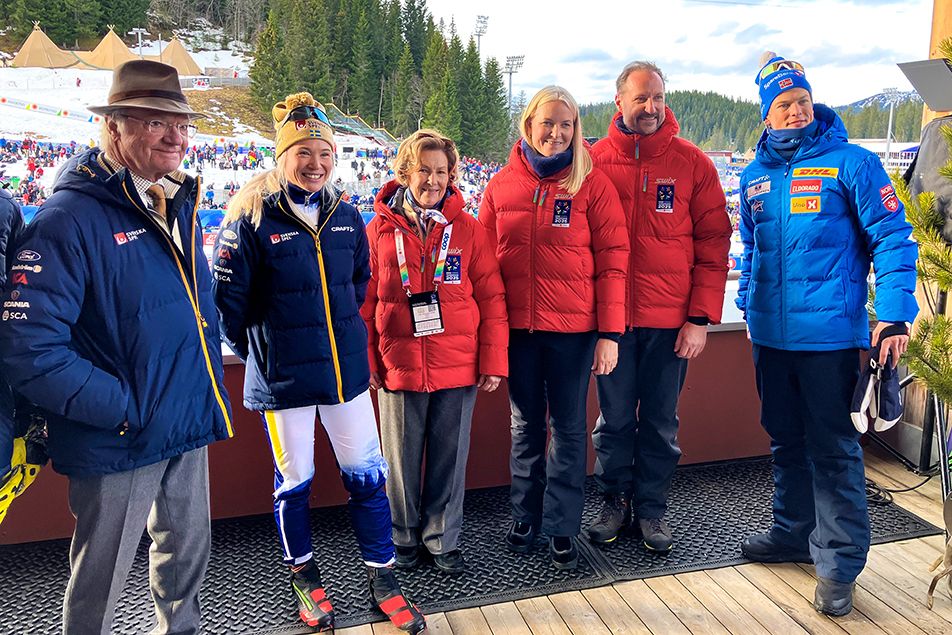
[340,450,951,635]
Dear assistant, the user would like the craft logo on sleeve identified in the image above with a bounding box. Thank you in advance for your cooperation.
[656,184,674,213]
[790,196,821,214]
[790,179,821,194]
[552,199,572,227]
[792,167,839,178]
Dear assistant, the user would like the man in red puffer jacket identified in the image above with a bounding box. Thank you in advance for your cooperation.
[588,61,731,553]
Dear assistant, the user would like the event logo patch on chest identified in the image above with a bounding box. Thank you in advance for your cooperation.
[656,184,674,213]
[552,199,571,227]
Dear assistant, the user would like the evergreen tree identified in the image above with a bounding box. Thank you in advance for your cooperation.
[481,57,511,161]
[285,0,333,102]
[250,9,289,110]
[350,8,378,122]
[64,0,103,44]
[424,66,461,142]
[401,0,427,72]
[108,0,149,35]
[391,42,418,137]
[455,37,482,156]
[13,0,68,42]
[420,26,447,110]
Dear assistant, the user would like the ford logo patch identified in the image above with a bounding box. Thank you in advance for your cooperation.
[16,250,41,262]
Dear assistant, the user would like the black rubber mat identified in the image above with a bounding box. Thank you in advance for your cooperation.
[0,457,940,634]
[580,458,941,582]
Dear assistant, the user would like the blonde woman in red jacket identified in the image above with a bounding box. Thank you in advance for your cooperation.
[478,86,629,570]
[362,129,508,575]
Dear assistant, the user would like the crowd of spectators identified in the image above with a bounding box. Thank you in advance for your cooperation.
[184,143,273,172]
[0,138,87,207]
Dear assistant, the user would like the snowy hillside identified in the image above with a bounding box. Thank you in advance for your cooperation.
[840,90,922,111]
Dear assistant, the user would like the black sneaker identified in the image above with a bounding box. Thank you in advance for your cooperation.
[368,566,427,634]
[395,545,421,569]
[741,532,812,564]
[290,561,334,631]
[549,536,579,570]
[586,493,631,545]
[433,549,465,575]
[638,517,673,553]
[505,520,536,553]
[814,577,854,616]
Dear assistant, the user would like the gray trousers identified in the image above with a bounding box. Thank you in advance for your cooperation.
[62,446,211,635]
[378,386,477,555]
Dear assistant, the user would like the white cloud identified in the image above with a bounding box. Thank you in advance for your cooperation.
[428,0,932,106]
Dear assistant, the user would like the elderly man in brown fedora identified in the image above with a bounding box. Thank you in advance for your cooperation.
[0,60,233,634]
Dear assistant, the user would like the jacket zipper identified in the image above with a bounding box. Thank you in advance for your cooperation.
[120,177,233,437]
[530,182,545,332]
[781,163,791,345]
[278,195,345,403]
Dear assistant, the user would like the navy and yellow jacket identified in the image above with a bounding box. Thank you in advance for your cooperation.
[736,105,918,350]
[0,149,233,477]
[212,188,371,410]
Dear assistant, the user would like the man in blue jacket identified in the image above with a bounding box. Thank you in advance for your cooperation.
[736,53,918,617]
[0,60,233,634]
[0,186,24,481]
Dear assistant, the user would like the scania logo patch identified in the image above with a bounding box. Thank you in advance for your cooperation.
[16,250,41,262]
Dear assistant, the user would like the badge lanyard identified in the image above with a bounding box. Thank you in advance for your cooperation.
[395,224,453,337]
[394,224,454,296]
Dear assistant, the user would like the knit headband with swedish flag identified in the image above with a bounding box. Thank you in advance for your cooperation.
[272,92,335,159]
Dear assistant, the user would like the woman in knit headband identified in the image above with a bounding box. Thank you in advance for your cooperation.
[212,92,426,633]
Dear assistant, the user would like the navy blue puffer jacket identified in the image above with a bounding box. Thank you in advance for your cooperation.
[0,189,24,477]
[0,149,233,477]
[213,188,371,410]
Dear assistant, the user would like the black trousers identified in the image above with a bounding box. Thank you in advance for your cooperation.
[507,329,597,537]
[593,328,687,518]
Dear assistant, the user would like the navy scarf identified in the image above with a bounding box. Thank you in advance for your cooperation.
[766,120,819,161]
[521,139,573,178]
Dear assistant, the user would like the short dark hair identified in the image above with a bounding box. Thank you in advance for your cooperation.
[616,61,666,94]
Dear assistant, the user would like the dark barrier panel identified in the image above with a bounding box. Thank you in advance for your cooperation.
[0,328,767,544]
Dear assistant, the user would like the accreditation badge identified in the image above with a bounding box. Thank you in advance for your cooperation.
[408,290,444,337]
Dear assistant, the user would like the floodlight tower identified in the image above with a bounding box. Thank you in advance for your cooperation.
[474,16,489,55]
[882,86,899,168]
[128,27,149,58]
[505,55,525,112]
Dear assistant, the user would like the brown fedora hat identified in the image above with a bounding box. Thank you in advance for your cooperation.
[88,60,204,118]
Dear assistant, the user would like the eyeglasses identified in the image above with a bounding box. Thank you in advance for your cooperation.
[759,60,805,82]
[282,105,331,127]
[121,114,198,138]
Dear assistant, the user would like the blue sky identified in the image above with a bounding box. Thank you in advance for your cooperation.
[427,0,934,107]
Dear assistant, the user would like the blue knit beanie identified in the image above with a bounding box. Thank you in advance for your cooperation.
[756,53,812,120]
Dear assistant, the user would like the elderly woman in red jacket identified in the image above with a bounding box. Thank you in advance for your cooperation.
[362,129,508,575]
[479,86,629,570]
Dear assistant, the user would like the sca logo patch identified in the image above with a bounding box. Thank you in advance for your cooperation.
[792,167,839,178]
[790,196,821,214]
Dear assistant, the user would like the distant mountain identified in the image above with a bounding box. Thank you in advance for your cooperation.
[838,91,922,112]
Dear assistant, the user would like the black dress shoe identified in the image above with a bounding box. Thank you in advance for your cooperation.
[506,521,536,553]
[814,577,854,616]
[433,549,465,575]
[740,532,812,564]
[549,536,578,570]
[394,545,420,569]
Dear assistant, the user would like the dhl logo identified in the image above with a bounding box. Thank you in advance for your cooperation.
[790,196,821,214]
[792,167,839,178]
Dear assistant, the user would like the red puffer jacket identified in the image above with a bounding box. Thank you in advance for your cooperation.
[591,109,731,328]
[361,180,508,392]
[479,141,629,334]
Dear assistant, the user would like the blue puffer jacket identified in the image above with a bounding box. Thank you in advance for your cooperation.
[0,189,24,477]
[0,149,233,477]
[736,105,918,351]
[212,188,371,410]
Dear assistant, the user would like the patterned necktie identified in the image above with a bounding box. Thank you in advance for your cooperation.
[146,184,166,220]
